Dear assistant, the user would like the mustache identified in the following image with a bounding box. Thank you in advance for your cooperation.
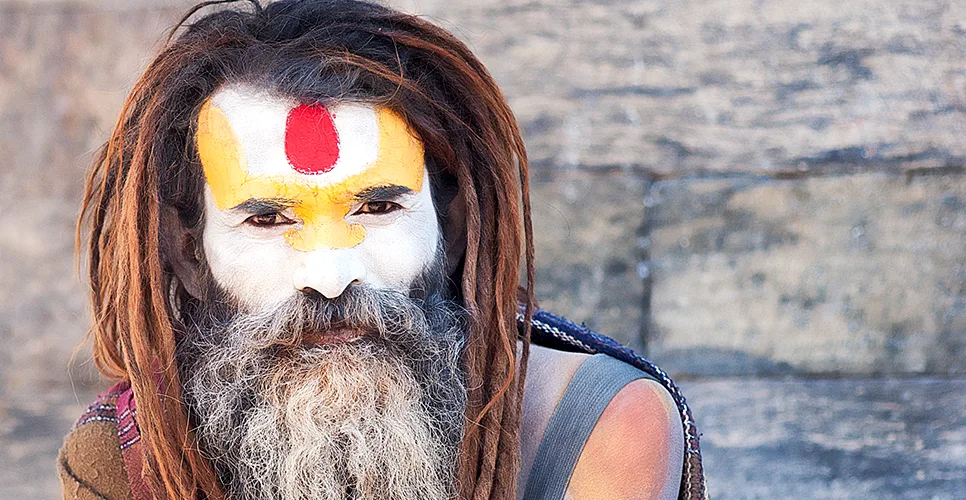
[196,287,440,349]
[183,266,462,354]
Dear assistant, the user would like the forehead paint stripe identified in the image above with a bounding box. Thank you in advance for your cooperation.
[285,104,340,174]
[374,107,424,187]
[198,100,425,251]
[196,100,247,208]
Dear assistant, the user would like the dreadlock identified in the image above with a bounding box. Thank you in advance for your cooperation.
[77,0,536,498]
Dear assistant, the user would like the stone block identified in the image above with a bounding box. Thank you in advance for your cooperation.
[530,169,647,350]
[21,0,958,177]
[647,173,966,376]
[681,377,966,499]
[395,0,966,176]
[6,0,966,176]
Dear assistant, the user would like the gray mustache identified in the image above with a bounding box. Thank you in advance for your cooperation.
[190,280,461,354]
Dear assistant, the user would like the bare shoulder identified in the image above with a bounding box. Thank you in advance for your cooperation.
[568,376,684,500]
[520,346,684,500]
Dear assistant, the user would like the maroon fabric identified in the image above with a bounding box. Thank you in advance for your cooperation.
[113,381,152,500]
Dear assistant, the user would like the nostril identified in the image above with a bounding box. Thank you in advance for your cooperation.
[300,288,325,301]
[292,251,366,299]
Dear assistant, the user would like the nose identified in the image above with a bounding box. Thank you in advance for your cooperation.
[292,247,366,299]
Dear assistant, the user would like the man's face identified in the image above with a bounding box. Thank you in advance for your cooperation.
[196,84,440,310]
[182,85,464,499]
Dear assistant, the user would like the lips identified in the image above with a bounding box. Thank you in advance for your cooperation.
[300,326,365,346]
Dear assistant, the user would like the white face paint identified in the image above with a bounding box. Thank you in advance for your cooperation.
[196,84,440,311]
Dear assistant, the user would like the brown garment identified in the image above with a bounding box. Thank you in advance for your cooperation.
[58,420,132,500]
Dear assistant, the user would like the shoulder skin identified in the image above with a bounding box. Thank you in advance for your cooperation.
[522,344,684,500]
[567,377,684,499]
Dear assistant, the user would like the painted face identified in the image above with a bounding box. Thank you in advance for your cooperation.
[196,84,440,311]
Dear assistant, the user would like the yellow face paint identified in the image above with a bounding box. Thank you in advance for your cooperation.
[196,99,425,251]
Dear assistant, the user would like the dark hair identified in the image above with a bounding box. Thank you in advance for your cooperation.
[78,0,535,497]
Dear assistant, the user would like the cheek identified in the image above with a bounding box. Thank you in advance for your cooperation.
[357,204,440,290]
[202,202,297,310]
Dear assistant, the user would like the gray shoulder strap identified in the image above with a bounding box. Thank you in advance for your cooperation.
[522,353,654,500]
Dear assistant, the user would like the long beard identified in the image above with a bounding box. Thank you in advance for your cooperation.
[175,264,467,499]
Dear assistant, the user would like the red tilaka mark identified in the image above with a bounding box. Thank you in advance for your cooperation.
[285,104,340,174]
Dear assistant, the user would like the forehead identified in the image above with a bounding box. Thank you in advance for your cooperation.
[196,84,428,251]
[200,84,408,186]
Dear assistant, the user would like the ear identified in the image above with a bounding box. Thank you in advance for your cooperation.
[440,186,467,278]
[159,206,207,301]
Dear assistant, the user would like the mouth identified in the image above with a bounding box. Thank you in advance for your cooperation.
[300,325,365,346]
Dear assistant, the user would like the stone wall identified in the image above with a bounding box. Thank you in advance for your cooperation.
[414,0,966,377]
[1,0,965,497]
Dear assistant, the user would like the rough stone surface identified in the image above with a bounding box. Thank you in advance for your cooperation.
[7,0,965,175]
[648,173,966,376]
[530,169,647,350]
[681,377,966,499]
[392,0,966,176]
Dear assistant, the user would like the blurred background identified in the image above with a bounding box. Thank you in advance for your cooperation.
[1,0,965,498]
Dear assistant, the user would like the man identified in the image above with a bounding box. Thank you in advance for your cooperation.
[59,1,707,499]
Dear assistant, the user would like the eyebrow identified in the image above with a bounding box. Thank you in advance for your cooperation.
[230,198,296,213]
[353,184,414,202]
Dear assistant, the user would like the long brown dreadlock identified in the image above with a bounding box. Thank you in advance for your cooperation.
[77,1,536,498]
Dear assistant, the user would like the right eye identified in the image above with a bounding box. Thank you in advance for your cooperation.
[246,213,294,227]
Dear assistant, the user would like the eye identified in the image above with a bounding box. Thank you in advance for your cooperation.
[354,201,402,216]
[246,212,295,227]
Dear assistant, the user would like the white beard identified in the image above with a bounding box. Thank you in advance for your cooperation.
[177,281,466,500]
[229,344,453,499]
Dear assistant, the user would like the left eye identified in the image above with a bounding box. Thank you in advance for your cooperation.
[355,201,402,215]
[246,213,294,227]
